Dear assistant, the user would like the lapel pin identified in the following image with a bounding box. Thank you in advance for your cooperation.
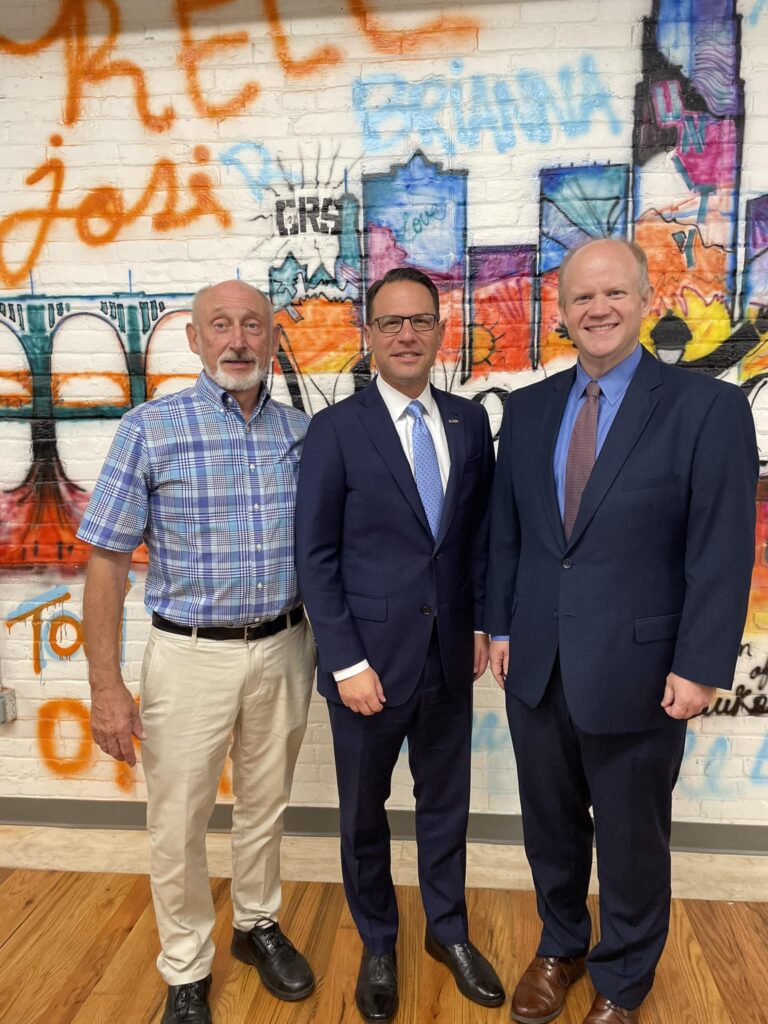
[448,417,459,424]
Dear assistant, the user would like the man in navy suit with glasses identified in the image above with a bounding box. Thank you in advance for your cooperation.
[296,267,504,1022]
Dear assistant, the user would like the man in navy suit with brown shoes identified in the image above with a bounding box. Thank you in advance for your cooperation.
[296,267,504,1022]
[486,238,757,1024]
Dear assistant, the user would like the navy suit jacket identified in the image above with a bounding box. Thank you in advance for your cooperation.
[485,347,758,734]
[296,380,494,706]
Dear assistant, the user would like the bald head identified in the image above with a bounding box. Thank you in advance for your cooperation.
[191,280,273,330]
[558,238,650,307]
[186,279,277,415]
[556,237,653,379]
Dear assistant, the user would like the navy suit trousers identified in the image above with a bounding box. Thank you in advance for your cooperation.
[506,658,686,1009]
[327,629,472,954]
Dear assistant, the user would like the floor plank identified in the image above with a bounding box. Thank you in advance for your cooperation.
[0,868,65,948]
[684,899,768,1024]
[0,870,765,1023]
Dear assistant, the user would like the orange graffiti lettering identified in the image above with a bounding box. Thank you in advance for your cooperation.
[36,696,138,790]
[0,138,231,288]
[7,591,70,675]
[346,0,479,55]
[37,698,93,777]
[175,0,262,118]
[48,613,83,660]
[0,0,173,133]
[262,0,342,79]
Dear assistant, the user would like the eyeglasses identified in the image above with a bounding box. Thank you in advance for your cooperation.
[370,313,439,335]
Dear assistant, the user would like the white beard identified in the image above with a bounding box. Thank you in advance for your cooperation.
[205,355,267,394]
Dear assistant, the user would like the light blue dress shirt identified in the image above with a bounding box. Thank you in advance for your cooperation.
[553,343,643,517]
[492,344,643,641]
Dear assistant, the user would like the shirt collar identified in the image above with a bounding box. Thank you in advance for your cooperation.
[376,375,436,421]
[574,343,642,407]
[194,371,270,416]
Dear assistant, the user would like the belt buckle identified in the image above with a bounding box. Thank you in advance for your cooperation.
[244,622,260,642]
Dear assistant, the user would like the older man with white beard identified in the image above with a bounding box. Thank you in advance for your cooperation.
[78,280,316,1024]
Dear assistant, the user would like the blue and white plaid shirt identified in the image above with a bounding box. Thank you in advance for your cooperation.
[77,372,310,626]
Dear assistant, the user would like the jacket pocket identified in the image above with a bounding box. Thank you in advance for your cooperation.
[634,612,681,643]
[346,593,387,622]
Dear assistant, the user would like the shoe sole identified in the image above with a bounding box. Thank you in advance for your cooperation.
[230,943,315,1001]
[424,940,505,1008]
[509,966,587,1024]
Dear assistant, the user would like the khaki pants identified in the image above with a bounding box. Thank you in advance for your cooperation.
[139,617,315,985]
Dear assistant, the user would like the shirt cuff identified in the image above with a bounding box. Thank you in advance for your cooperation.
[491,635,510,642]
[334,659,370,682]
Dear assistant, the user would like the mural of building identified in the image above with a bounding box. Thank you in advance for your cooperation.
[0,0,767,822]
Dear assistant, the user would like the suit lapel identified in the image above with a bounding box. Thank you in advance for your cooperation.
[433,386,465,548]
[537,367,575,549]
[356,381,431,537]
[566,348,664,550]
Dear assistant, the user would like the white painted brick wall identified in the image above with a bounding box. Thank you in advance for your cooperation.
[0,0,766,828]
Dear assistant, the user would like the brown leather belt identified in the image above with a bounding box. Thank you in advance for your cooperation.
[151,605,304,642]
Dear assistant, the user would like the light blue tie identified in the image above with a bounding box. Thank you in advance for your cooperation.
[406,399,444,539]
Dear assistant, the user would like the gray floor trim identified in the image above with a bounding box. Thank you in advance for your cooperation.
[0,798,765,855]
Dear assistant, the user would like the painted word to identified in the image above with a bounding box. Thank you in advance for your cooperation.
[6,580,132,675]
[353,55,621,156]
[276,196,342,236]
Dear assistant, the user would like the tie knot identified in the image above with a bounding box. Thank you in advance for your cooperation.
[406,399,426,420]
[585,380,601,399]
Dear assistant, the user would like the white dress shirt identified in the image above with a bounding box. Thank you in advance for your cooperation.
[333,376,450,682]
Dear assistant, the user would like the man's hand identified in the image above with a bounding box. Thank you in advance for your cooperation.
[489,639,509,690]
[473,633,490,680]
[337,667,386,715]
[661,671,715,720]
[90,678,145,765]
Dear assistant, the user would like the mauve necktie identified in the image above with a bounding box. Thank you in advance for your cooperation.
[563,380,601,541]
[406,399,444,539]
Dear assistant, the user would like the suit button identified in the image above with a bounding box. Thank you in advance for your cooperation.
[421,605,432,616]
[562,558,572,569]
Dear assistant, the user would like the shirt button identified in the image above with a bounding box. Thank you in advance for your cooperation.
[253,503,260,510]
[257,583,263,590]
[562,558,572,569]
[250,464,255,470]
[256,544,262,551]
[421,605,432,616]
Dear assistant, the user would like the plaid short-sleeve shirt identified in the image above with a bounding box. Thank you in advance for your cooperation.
[77,372,310,626]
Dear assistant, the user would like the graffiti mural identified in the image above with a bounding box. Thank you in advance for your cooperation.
[0,0,767,813]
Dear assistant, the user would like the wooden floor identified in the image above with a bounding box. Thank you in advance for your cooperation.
[0,869,765,1024]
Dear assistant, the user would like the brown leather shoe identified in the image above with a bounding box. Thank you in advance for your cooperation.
[582,994,639,1023]
[510,955,586,1022]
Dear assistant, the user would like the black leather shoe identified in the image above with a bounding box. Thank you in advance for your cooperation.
[355,948,399,1022]
[160,974,212,1023]
[425,931,505,1007]
[231,919,315,1001]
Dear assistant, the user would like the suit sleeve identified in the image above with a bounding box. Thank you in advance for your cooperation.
[484,395,522,635]
[470,405,496,630]
[671,384,758,690]
[295,410,367,677]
